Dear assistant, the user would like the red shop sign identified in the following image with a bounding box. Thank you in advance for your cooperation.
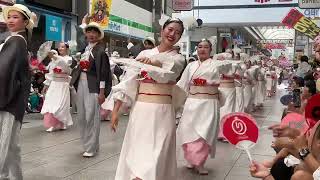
[172,0,193,11]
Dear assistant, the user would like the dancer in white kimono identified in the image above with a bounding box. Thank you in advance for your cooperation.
[177,39,231,175]
[214,52,237,141]
[265,67,273,97]
[235,53,249,112]
[100,58,119,121]
[254,60,266,107]
[243,60,257,113]
[41,44,73,132]
[111,18,185,180]
[271,66,278,94]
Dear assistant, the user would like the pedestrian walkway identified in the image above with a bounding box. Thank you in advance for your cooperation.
[20,91,285,180]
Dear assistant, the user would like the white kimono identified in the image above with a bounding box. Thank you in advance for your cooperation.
[235,63,245,112]
[41,56,73,126]
[243,66,258,112]
[113,48,185,180]
[176,59,231,157]
[265,70,273,91]
[219,61,239,121]
[254,67,266,105]
[101,58,119,112]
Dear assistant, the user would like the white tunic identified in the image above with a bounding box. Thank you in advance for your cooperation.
[41,56,73,126]
[265,70,273,91]
[176,59,231,157]
[219,61,239,121]
[113,48,185,180]
[254,67,266,105]
[235,63,245,112]
[243,66,258,111]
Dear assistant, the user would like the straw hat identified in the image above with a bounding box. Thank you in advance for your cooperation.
[3,4,35,30]
[143,36,156,46]
[84,22,104,40]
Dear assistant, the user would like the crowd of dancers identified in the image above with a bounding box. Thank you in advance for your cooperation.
[0,4,284,180]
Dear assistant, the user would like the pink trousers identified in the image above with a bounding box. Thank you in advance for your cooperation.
[43,113,64,128]
[182,138,210,167]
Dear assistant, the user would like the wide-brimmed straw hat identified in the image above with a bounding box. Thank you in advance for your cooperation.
[3,4,35,30]
[143,36,156,46]
[84,22,104,40]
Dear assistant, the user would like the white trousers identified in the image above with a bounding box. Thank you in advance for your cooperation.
[0,112,22,180]
[77,78,101,154]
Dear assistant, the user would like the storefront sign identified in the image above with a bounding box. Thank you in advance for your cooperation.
[254,0,270,3]
[108,21,121,32]
[299,0,320,9]
[90,0,113,29]
[173,0,193,11]
[45,14,62,41]
[263,43,286,49]
[258,39,293,44]
[303,9,320,17]
[282,8,320,39]
[220,33,231,38]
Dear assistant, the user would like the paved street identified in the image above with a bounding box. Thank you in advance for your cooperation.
[20,89,286,180]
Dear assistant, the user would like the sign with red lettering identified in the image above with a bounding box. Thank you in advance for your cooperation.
[282,8,320,39]
[173,0,193,11]
[221,112,259,148]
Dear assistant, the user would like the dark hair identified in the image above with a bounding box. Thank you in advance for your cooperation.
[60,42,69,49]
[301,55,309,63]
[292,76,304,87]
[144,40,154,46]
[85,27,101,35]
[304,72,315,81]
[163,18,184,34]
[198,38,212,49]
[305,80,317,95]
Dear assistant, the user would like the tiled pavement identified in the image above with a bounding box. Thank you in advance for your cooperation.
[19,90,286,180]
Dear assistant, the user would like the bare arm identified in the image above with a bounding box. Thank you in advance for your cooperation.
[110,100,123,132]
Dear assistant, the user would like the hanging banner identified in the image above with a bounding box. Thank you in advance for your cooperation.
[45,14,62,41]
[89,0,112,29]
[282,8,320,39]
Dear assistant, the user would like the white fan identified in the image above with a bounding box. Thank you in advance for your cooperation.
[37,41,53,62]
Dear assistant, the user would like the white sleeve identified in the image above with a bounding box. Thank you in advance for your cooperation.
[112,68,139,106]
[148,54,185,83]
[176,63,191,93]
[314,167,320,180]
[79,23,87,29]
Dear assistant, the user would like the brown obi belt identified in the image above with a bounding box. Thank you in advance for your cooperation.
[220,79,235,88]
[137,82,173,104]
[52,73,70,82]
[189,85,219,99]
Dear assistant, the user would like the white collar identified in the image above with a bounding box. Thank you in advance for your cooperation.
[11,30,26,36]
[88,42,98,49]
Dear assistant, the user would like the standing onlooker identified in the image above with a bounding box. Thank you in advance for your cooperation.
[0,4,36,180]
